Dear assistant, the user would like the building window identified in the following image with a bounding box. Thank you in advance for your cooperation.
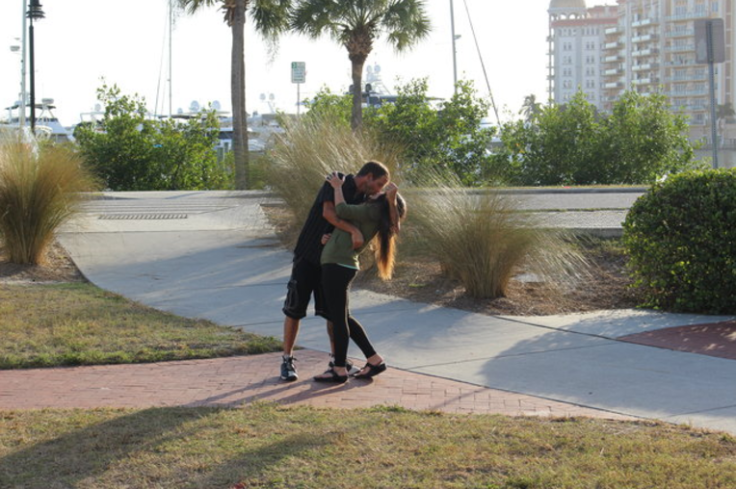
[712,2,719,12]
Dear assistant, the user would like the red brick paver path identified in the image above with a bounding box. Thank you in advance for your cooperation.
[0,350,632,420]
[619,320,736,361]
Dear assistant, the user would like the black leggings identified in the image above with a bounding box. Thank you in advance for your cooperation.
[321,263,377,368]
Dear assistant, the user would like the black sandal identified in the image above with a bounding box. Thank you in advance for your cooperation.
[313,369,349,384]
[351,362,387,379]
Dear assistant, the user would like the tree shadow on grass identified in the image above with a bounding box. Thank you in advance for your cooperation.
[0,408,198,487]
[0,406,340,488]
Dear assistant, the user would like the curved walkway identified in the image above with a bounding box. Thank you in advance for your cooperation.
[0,350,633,420]
[2,191,734,434]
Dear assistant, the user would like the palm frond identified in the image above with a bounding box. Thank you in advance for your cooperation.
[252,0,292,39]
[177,0,221,16]
[382,0,431,52]
[291,0,338,38]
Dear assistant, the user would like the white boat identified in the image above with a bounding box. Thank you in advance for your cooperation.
[1,98,74,143]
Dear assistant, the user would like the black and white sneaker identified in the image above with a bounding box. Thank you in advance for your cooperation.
[328,355,358,375]
[280,355,298,382]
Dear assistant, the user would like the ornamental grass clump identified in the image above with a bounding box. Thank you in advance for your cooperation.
[0,139,97,265]
[266,115,403,227]
[408,172,587,299]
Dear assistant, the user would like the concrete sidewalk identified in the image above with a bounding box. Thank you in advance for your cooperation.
[23,190,734,434]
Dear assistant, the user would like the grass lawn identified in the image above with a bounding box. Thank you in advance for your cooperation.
[2,280,735,488]
[1,404,735,488]
[0,283,281,369]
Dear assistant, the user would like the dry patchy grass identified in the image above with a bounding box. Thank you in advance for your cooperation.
[0,282,281,369]
[0,404,734,488]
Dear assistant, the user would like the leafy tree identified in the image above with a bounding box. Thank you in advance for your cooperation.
[305,79,497,185]
[367,79,496,184]
[292,0,431,131]
[302,86,353,126]
[75,84,229,191]
[177,0,292,189]
[494,90,698,186]
[495,91,602,185]
[600,91,696,184]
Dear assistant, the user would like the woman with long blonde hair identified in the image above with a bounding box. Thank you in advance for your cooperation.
[314,169,406,383]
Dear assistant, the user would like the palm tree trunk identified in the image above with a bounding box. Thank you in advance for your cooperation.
[350,54,367,132]
[231,0,249,190]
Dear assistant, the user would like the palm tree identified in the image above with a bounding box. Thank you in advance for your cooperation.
[177,0,291,189]
[520,94,542,123]
[292,0,430,131]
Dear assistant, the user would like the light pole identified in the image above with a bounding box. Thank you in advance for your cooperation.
[27,0,45,135]
[450,0,458,93]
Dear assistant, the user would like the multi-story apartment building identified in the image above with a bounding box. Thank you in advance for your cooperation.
[548,1,618,106]
[548,0,734,143]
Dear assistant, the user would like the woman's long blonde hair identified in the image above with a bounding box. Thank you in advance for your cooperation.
[371,193,407,280]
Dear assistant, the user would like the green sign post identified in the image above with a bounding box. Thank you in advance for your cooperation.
[291,62,306,115]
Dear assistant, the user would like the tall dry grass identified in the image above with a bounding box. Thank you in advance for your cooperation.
[266,115,404,227]
[407,172,588,299]
[0,139,97,265]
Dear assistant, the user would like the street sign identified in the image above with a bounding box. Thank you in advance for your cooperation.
[291,61,306,84]
[695,19,725,64]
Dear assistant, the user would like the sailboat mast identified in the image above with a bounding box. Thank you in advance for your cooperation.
[169,0,173,118]
[450,0,458,94]
[20,0,28,128]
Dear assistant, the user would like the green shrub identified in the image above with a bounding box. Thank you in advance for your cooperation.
[0,140,98,265]
[74,83,231,191]
[623,169,736,313]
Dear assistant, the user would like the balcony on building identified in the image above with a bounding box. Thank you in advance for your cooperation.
[631,18,659,28]
[632,63,654,71]
[665,58,696,67]
[667,88,708,97]
[604,67,622,76]
[604,81,623,89]
[666,28,694,38]
[666,43,695,53]
[632,34,658,43]
[667,71,707,83]
[604,26,619,35]
[632,48,659,57]
[632,78,652,85]
[665,11,710,22]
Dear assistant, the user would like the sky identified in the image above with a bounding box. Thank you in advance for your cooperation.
[1,0,558,127]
